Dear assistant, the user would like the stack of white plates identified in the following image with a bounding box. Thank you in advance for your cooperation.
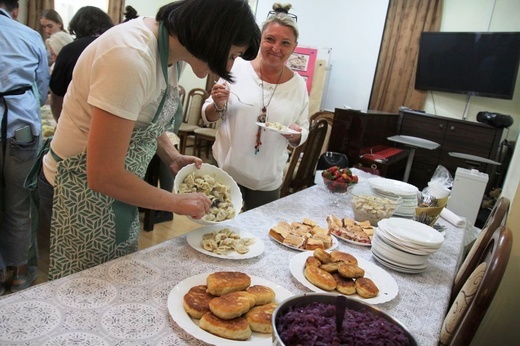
[371,218,444,273]
[368,177,418,218]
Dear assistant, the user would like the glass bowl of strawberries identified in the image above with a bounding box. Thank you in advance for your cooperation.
[321,166,359,206]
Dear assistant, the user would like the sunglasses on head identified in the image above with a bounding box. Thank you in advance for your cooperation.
[267,10,297,22]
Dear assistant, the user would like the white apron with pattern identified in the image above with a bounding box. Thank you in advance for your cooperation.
[48,122,165,280]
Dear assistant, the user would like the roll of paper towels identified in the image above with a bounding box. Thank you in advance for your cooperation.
[441,208,466,228]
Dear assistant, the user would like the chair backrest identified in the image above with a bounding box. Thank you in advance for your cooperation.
[440,225,513,346]
[179,84,186,109]
[451,196,510,303]
[309,111,334,155]
[183,88,209,125]
[281,118,329,197]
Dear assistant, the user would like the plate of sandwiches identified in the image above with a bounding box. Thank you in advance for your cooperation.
[187,225,265,259]
[326,215,374,247]
[268,218,338,251]
[289,250,398,305]
[168,271,293,345]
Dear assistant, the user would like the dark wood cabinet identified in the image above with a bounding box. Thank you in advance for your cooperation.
[397,110,505,190]
[327,108,506,192]
[328,109,408,180]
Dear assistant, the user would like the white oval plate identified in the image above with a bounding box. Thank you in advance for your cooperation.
[269,231,339,252]
[187,225,265,259]
[331,232,372,247]
[368,177,419,196]
[167,273,294,346]
[378,218,444,247]
[255,122,299,135]
[289,251,398,304]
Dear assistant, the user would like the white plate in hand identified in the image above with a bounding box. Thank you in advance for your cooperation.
[255,122,298,135]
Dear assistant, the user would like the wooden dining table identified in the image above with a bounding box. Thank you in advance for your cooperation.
[0,170,468,345]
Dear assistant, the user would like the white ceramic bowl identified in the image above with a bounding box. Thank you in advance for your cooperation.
[173,163,242,225]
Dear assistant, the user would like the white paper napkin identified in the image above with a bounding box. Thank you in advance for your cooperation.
[440,208,466,228]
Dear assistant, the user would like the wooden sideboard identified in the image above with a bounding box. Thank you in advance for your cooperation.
[327,109,408,180]
[397,109,505,190]
[327,108,506,191]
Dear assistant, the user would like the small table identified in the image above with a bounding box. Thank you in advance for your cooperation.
[387,135,440,182]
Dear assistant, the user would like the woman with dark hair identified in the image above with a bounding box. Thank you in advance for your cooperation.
[49,6,114,120]
[38,0,260,280]
[40,8,66,37]
[123,5,138,22]
[40,9,72,66]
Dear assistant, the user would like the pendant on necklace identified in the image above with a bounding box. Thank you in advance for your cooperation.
[258,107,267,123]
[255,107,267,155]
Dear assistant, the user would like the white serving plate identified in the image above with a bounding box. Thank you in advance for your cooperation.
[378,218,444,247]
[331,232,372,247]
[187,225,265,259]
[289,252,398,304]
[368,177,419,196]
[167,273,293,346]
[269,230,339,252]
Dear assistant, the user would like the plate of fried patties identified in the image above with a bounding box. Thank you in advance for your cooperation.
[168,271,293,345]
[289,249,398,304]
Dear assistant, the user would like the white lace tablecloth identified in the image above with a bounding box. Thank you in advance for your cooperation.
[0,184,466,346]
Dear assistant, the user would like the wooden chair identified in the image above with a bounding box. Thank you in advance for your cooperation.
[309,111,334,156]
[193,119,221,158]
[281,111,334,197]
[451,196,510,303]
[177,88,209,154]
[178,84,186,109]
[280,118,329,197]
[440,225,513,346]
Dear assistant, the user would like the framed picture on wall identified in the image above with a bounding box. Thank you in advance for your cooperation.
[287,46,318,94]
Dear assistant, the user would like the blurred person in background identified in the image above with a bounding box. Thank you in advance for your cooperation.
[45,31,74,73]
[40,9,70,66]
[49,6,114,121]
[0,0,49,294]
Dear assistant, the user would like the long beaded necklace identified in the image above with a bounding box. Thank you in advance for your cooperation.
[255,65,284,154]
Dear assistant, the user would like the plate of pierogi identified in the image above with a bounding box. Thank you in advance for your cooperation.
[187,225,265,259]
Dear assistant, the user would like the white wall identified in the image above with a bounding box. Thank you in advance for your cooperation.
[126,0,389,112]
[256,0,389,112]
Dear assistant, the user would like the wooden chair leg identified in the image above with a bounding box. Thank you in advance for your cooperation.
[179,133,186,154]
[142,155,161,231]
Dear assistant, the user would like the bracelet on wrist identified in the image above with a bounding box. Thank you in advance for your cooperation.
[213,102,227,120]
[213,102,226,113]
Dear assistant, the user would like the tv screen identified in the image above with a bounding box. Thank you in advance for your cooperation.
[415,32,520,99]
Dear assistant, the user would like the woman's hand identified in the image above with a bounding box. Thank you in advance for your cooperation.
[283,123,302,145]
[169,154,203,174]
[211,82,230,110]
[172,192,211,219]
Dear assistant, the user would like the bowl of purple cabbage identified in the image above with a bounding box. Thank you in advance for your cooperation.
[272,293,417,346]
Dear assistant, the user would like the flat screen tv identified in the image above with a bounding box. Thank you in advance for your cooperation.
[415,32,520,99]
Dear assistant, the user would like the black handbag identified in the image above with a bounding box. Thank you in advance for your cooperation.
[316,151,349,170]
